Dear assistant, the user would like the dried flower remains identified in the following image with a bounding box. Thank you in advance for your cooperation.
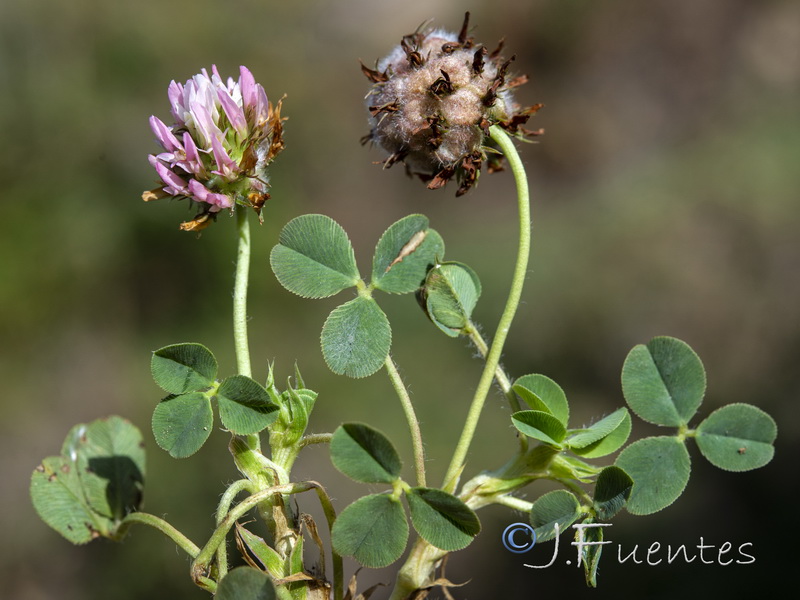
[361,13,542,196]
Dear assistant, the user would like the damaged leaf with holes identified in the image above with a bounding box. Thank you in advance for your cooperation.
[30,416,146,544]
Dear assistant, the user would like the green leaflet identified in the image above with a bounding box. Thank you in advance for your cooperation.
[216,375,279,435]
[321,296,391,378]
[420,261,481,337]
[270,214,360,299]
[331,494,408,568]
[372,214,445,294]
[622,337,706,427]
[529,490,581,543]
[615,436,691,515]
[31,416,145,544]
[330,423,402,484]
[512,374,569,426]
[151,392,213,458]
[406,487,480,551]
[151,343,217,395]
[695,403,777,472]
[215,566,277,600]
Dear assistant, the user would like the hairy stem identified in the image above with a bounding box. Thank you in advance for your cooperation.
[117,512,200,558]
[191,481,341,598]
[233,206,262,453]
[441,125,531,492]
[467,326,523,414]
[467,326,527,452]
[385,356,427,487]
[215,479,258,578]
[299,432,333,448]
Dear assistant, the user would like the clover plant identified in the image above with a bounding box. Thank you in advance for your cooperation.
[31,13,776,600]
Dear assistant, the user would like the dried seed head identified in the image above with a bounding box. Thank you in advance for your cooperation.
[362,13,541,196]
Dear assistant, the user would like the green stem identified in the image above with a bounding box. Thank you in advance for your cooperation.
[234,206,253,377]
[299,432,333,448]
[441,125,531,491]
[467,326,523,414]
[233,207,261,453]
[215,479,258,579]
[557,478,594,506]
[117,512,200,558]
[467,326,527,452]
[191,481,343,600]
[491,494,534,513]
[385,356,426,487]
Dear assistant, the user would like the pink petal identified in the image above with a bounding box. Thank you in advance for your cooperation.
[189,101,221,148]
[149,155,188,194]
[188,179,233,209]
[182,132,206,176]
[239,66,257,110]
[210,135,239,179]
[167,81,186,124]
[149,116,182,152]
[217,88,247,138]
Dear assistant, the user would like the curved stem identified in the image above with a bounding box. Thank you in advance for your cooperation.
[215,479,258,578]
[441,125,531,491]
[233,207,261,453]
[117,512,200,558]
[467,326,527,452]
[385,356,426,487]
[191,480,342,599]
[467,326,522,413]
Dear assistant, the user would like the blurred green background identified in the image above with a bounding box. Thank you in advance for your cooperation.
[2,0,797,598]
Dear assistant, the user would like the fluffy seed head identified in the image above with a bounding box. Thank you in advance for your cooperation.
[362,13,542,196]
[144,65,285,231]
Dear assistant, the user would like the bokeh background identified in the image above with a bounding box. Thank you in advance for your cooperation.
[2,0,797,598]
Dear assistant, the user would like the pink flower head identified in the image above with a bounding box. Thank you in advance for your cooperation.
[144,65,285,230]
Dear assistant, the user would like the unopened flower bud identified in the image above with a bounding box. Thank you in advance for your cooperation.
[361,13,542,196]
[143,65,285,230]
